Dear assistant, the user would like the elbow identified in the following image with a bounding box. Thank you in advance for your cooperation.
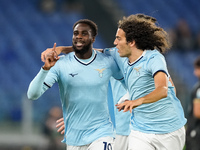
[161,87,168,98]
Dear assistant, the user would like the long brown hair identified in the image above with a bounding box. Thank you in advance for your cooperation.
[118,14,171,53]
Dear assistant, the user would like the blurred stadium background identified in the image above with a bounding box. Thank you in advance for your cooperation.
[0,0,199,149]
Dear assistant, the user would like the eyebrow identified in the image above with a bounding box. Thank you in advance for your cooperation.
[73,29,92,33]
[116,36,121,39]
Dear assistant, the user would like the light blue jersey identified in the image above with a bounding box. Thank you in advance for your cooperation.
[109,77,131,136]
[27,50,124,146]
[104,47,187,134]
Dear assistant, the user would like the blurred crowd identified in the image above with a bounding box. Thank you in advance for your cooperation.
[42,106,65,150]
[169,18,200,52]
[39,0,83,13]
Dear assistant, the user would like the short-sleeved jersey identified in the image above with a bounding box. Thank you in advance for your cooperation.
[109,77,131,136]
[104,47,187,134]
[27,50,124,146]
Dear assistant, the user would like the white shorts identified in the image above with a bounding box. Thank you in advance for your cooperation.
[114,134,129,150]
[128,127,186,150]
[66,136,114,150]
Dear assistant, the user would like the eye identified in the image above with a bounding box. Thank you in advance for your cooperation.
[116,36,121,41]
[82,31,88,36]
[73,31,78,36]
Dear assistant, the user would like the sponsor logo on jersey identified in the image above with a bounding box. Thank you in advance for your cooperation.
[69,73,78,77]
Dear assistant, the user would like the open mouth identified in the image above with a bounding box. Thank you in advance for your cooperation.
[75,41,85,48]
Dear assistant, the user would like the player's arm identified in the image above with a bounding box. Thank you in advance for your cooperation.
[41,46,73,62]
[169,77,176,94]
[41,45,103,62]
[27,43,58,100]
[94,48,103,52]
[117,91,129,104]
[193,98,200,119]
[117,72,168,113]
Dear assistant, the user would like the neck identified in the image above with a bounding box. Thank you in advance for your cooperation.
[128,49,144,63]
[75,48,93,59]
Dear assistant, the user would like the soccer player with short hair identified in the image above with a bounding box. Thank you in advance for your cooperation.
[27,19,124,150]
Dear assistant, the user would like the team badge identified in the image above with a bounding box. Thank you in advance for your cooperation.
[134,67,141,76]
[95,68,106,78]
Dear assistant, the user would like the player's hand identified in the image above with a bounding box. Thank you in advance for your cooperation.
[116,99,142,113]
[56,117,65,134]
[42,43,59,70]
[41,43,63,62]
[41,48,54,62]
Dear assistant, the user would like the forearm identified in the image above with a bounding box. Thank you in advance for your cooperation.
[59,46,73,54]
[116,86,168,112]
[27,68,49,100]
[57,46,103,54]
[139,86,168,104]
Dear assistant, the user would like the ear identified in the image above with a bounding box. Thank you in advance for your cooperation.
[129,40,135,47]
[92,37,95,43]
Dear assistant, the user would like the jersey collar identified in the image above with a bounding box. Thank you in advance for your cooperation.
[128,50,146,66]
[74,50,97,66]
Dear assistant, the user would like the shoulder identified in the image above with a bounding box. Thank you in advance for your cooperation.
[58,52,74,61]
[143,50,168,72]
[95,51,117,68]
[96,50,113,60]
[104,47,118,53]
[145,50,165,62]
[146,50,164,58]
[59,54,66,60]
[55,55,66,65]
[53,53,74,69]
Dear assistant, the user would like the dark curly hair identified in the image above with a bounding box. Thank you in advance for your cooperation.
[118,14,171,53]
[136,13,157,24]
[73,19,98,38]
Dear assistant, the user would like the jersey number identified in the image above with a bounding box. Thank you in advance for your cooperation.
[103,142,112,150]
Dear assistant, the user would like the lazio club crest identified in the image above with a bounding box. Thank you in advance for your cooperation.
[134,67,141,76]
[95,68,106,78]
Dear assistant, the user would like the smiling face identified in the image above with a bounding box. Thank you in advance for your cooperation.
[114,28,132,58]
[72,23,95,55]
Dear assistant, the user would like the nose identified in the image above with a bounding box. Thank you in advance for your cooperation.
[114,39,117,45]
[76,33,82,39]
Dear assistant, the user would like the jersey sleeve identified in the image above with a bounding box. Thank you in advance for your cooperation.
[104,47,120,61]
[107,55,123,79]
[146,54,169,77]
[104,47,125,72]
[27,66,59,100]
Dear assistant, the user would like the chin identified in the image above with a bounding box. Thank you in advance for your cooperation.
[119,53,125,57]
